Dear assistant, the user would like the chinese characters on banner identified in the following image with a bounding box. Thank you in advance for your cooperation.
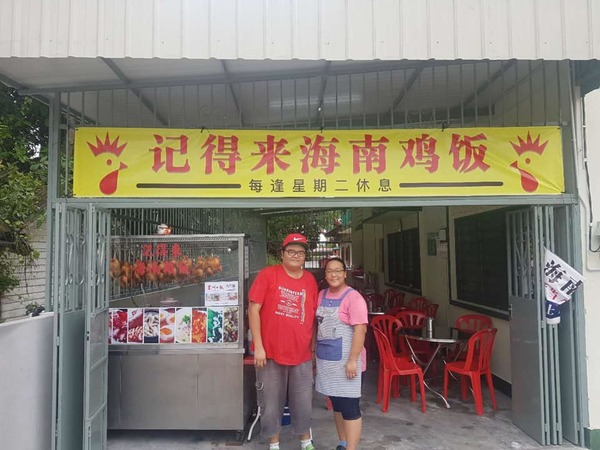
[544,248,584,324]
[73,127,564,198]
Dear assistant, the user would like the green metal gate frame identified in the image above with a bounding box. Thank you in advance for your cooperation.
[51,202,111,450]
[51,202,87,450]
[83,205,111,449]
[507,206,585,446]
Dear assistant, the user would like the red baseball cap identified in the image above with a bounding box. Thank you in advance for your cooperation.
[282,233,309,250]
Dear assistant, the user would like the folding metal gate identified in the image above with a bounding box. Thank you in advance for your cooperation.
[52,203,87,450]
[52,203,111,450]
[507,206,583,446]
[83,206,111,450]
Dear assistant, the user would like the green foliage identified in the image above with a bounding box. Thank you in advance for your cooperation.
[0,258,19,294]
[0,86,49,296]
[266,209,345,259]
[0,162,46,294]
[0,86,49,173]
[266,253,281,267]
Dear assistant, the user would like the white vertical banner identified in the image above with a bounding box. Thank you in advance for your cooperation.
[544,248,584,324]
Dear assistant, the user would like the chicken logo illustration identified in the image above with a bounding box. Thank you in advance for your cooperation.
[509,132,548,193]
[86,133,128,195]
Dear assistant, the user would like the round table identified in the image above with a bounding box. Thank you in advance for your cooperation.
[398,326,471,408]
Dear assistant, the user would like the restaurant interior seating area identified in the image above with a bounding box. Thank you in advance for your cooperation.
[356,284,499,417]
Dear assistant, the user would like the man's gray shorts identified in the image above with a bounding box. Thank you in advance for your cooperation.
[255,359,313,438]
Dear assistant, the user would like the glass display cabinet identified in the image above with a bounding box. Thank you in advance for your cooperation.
[107,234,246,432]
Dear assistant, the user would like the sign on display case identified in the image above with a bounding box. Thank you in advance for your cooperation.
[205,281,239,307]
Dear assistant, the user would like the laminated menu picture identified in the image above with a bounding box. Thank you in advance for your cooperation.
[159,308,175,343]
[127,308,144,343]
[223,306,239,343]
[207,308,224,343]
[191,308,207,343]
[204,281,239,307]
[143,308,159,344]
[175,307,192,344]
[110,308,128,344]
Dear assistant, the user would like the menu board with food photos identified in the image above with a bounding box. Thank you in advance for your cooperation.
[109,306,239,345]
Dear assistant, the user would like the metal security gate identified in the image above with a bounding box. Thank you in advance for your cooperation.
[52,203,88,450]
[507,206,583,446]
[52,203,111,450]
[83,206,111,450]
[549,206,584,446]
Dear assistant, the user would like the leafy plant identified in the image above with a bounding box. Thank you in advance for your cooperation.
[0,86,49,298]
[265,209,345,261]
[0,87,49,171]
[25,301,42,315]
[0,162,45,294]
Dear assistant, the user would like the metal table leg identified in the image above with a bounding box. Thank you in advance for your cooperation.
[404,339,451,408]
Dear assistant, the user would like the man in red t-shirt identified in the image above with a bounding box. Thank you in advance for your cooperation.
[249,233,318,450]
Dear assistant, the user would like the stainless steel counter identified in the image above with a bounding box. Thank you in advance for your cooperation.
[108,349,244,431]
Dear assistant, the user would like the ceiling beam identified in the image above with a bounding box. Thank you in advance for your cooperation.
[19,60,461,95]
[101,58,168,126]
[0,71,27,90]
[389,62,426,112]
[313,61,332,128]
[461,60,517,107]
[487,60,547,108]
[221,60,244,127]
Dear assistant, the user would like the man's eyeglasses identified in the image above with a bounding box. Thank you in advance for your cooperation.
[284,249,306,258]
[325,269,346,275]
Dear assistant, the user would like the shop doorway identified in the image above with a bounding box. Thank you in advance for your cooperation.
[49,202,584,449]
[44,58,584,448]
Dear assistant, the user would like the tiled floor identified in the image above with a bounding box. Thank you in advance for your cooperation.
[108,367,580,450]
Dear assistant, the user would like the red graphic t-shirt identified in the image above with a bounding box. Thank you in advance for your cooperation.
[249,265,318,365]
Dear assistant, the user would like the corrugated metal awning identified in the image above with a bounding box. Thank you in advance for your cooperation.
[0,0,598,92]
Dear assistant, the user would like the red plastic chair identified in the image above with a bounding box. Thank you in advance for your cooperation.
[390,291,405,310]
[443,328,498,415]
[407,296,429,311]
[424,303,439,319]
[395,310,428,328]
[387,305,405,316]
[373,328,427,413]
[383,289,404,310]
[394,310,432,360]
[370,315,407,358]
[452,314,493,360]
[455,314,493,333]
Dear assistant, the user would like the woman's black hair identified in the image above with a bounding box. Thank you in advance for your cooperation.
[325,257,346,271]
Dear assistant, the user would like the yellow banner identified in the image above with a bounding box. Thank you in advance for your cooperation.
[73,127,564,198]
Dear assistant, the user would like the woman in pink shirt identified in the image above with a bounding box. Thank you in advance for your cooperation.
[315,257,368,450]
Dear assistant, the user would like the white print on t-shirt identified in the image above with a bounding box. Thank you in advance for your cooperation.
[275,287,307,323]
